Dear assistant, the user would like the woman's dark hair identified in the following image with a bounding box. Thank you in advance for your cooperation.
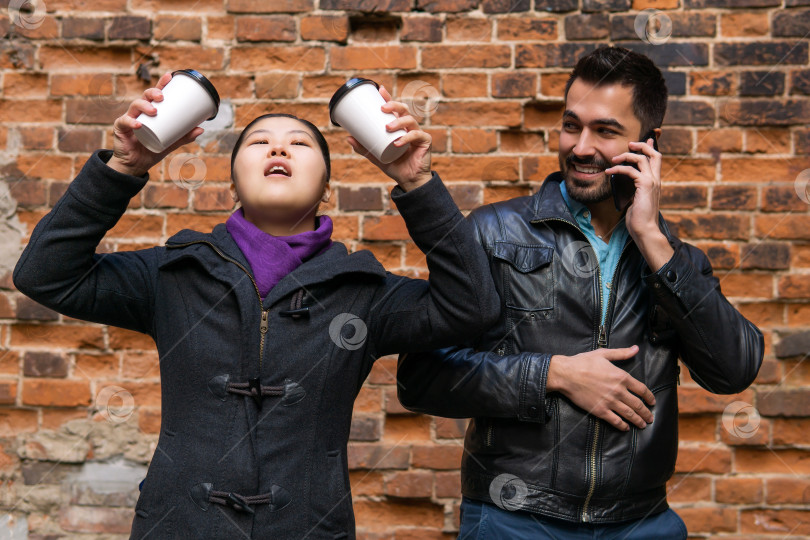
[230,113,331,183]
[564,46,668,137]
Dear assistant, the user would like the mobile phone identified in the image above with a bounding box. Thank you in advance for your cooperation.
[610,130,659,212]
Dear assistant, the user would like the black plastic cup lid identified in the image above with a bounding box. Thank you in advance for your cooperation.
[329,77,379,127]
[172,69,221,120]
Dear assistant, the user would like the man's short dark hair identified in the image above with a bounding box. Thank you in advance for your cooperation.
[564,46,668,137]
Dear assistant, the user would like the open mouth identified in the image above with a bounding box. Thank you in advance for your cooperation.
[572,164,603,175]
[265,164,291,177]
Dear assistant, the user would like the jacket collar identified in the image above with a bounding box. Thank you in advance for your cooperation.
[163,224,387,306]
[530,172,577,225]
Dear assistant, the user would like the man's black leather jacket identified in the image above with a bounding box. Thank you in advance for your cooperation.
[398,173,763,524]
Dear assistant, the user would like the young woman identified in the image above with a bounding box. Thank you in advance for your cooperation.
[13,72,498,539]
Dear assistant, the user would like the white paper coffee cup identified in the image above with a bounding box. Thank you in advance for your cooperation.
[135,69,220,153]
[329,78,409,164]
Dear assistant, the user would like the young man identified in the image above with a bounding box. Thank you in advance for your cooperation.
[397,47,763,539]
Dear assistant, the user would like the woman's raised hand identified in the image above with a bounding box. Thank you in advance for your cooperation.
[347,86,432,192]
[107,71,204,177]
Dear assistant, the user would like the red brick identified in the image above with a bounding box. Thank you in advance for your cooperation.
[227,0,313,12]
[236,15,296,42]
[720,12,770,38]
[0,99,62,123]
[107,214,164,239]
[207,15,236,40]
[348,443,411,470]
[497,18,557,41]
[422,45,510,69]
[666,474,712,503]
[451,129,497,154]
[153,16,202,41]
[745,128,791,154]
[756,215,810,240]
[500,131,546,154]
[384,415,431,442]
[350,470,384,497]
[353,500,443,532]
[22,379,91,407]
[3,72,48,98]
[540,73,569,98]
[675,443,732,474]
[677,507,736,534]
[331,46,416,71]
[766,477,810,504]
[121,351,160,379]
[0,381,17,405]
[411,444,463,470]
[11,324,104,349]
[741,509,810,536]
[362,215,408,241]
[401,16,442,42]
[60,506,133,534]
[41,409,87,430]
[143,184,190,209]
[385,470,433,498]
[367,357,397,385]
[435,471,461,498]
[443,74,488,101]
[39,46,132,71]
[255,73,300,99]
[436,17,486,43]
[523,156,561,182]
[690,70,736,96]
[151,46,225,71]
[697,128,742,154]
[23,351,68,378]
[0,409,38,437]
[432,156,520,182]
[659,213,749,241]
[788,303,810,326]
[301,15,349,42]
[434,417,468,439]
[492,72,536,99]
[354,386,383,414]
[716,477,763,504]
[779,275,810,299]
[736,448,810,474]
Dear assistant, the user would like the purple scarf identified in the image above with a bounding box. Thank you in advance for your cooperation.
[225,209,333,299]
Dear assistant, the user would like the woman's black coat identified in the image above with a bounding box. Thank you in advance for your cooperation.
[13,151,499,539]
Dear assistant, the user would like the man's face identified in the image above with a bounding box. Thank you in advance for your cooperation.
[558,79,644,205]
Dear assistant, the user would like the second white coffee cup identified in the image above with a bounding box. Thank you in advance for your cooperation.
[135,69,220,154]
[329,78,409,164]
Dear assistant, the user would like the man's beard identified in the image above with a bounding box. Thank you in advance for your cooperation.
[559,153,613,204]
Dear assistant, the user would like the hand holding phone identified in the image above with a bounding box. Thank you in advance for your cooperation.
[610,131,658,212]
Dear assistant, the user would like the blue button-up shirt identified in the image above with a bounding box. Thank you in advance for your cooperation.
[560,182,629,324]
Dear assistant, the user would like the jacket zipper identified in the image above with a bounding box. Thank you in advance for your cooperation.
[166,240,269,370]
[581,237,631,522]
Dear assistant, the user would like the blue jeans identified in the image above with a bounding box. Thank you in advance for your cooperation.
[458,498,687,540]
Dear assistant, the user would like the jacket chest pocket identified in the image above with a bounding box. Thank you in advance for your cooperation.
[493,242,555,318]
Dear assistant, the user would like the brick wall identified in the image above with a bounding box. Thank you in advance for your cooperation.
[1,0,809,537]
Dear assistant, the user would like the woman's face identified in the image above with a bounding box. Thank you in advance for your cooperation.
[231,116,329,235]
